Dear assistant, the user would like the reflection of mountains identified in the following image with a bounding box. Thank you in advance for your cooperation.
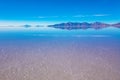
[48,22,120,30]
[22,24,44,28]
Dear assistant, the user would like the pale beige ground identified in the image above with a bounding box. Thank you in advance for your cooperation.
[0,38,120,80]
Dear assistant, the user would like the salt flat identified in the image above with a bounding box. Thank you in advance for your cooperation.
[0,27,120,80]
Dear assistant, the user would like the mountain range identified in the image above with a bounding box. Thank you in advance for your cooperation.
[48,22,120,30]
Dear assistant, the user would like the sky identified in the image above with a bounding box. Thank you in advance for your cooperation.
[0,0,120,25]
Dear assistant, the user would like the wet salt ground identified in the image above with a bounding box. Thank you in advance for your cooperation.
[0,27,120,80]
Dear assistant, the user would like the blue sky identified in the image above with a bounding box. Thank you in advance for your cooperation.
[0,0,120,25]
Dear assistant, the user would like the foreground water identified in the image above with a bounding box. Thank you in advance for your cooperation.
[0,27,120,80]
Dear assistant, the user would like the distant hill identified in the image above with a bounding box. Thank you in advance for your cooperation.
[21,24,44,28]
[48,22,120,30]
[112,23,120,28]
[22,24,32,28]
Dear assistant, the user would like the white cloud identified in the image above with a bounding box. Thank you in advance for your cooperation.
[37,16,59,19]
[36,14,109,19]
[51,16,59,18]
[38,16,46,18]
[92,14,109,17]
[73,14,110,18]
[73,15,86,18]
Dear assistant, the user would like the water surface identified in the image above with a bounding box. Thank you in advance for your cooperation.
[0,27,120,80]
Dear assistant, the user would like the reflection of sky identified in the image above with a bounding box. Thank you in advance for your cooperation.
[0,27,120,39]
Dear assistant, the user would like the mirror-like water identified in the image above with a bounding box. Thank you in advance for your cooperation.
[0,27,120,80]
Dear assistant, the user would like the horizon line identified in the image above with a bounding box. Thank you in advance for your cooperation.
[0,20,119,26]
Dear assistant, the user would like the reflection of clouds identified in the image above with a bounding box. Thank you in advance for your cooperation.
[90,35,110,37]
[74,35,110,37]
[31,34,110,38]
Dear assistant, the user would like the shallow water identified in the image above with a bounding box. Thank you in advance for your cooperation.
[0,27,120,80]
